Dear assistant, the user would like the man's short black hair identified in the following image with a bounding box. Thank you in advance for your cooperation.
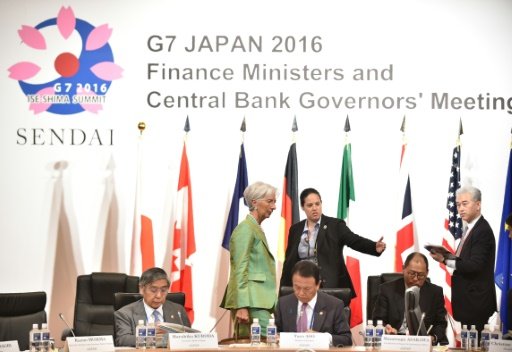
[291,260,321,285]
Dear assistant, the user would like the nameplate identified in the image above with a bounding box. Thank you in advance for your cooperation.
[381,334,431,351]
[66,336,114,352]
[489,339,512,352]
[168,332,218,350]
[0,341,20,352]
[279,332,331,349]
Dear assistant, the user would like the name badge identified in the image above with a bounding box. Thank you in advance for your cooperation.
[168,333,218,350]
[279,332,331,349]
[381,334,431,351]
[0,341,20,352]
[489,339,512,352]
[66,336,114,352]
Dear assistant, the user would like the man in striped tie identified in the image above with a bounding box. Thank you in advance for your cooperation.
[114,267,191,347]
[274,261,352,347]
[430,186,497,334]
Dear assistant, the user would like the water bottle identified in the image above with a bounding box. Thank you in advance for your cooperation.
[29,323,41,352]
[461,324,469,350]
[374,320,384,350]
[480,324,491,352]
[468,325,478,351]
[40,323,50,352]
[135,320,147,349]
[490,325,502,341]
[364,319,375,350]
[146,322,156,349]
[250,318,261,346]
[266,318,277,347]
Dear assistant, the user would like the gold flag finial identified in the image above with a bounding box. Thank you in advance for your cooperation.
[138,122,146,135]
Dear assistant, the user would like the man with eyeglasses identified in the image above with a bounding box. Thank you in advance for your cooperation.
[114,267,191,346]
[430,185,497,334]
[372,252,448,345]
[275,260,352,347]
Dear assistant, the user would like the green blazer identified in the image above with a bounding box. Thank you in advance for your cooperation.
[220,215,277,310]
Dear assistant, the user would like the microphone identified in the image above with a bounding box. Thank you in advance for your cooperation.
[209,309,228,333]
[177,311,185,333]
[416,312,425,336]
[58,313,76,338]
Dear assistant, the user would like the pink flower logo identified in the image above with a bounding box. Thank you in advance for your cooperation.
[8,6,123,115]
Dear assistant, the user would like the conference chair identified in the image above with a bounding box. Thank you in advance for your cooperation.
[0,291,47,351]
[278,286,353,324]
[61,272,139,339]
[366,272,403,322]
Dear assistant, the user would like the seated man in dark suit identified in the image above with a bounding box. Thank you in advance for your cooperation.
[275,260,352,347]
[372,252,448,345]
[114,267,190,346]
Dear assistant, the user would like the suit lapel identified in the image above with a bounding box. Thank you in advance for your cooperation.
[134,300,148,323]
[393,281,405,322]
[248,215,275,260]
[312,293,327,331]
[316,216,327,251]
[460,216,483,256]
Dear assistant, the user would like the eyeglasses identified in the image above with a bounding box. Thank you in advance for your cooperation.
[146,285,169,294]
[406,270,427,280]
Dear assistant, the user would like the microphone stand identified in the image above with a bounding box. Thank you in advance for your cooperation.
[177,311,185,333]
[58,313,76,338]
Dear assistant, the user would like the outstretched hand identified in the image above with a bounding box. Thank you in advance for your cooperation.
[376,236,386,253]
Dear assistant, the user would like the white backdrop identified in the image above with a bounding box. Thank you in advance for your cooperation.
[0,0,511,344]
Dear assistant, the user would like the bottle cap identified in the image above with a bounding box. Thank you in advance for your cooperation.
[32,323,38,328]
[138,320,144,325]
[41,323,48,328]
[377,320,383,325]
[253,318,259,323]
[367,320,373,325]
[268,318,275,325]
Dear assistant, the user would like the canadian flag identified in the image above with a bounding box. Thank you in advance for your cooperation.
[171,143,196,323]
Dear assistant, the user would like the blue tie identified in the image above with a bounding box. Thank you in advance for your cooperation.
[153,310,161,323]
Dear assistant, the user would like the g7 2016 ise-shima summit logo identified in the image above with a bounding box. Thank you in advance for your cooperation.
[8,6,123,115]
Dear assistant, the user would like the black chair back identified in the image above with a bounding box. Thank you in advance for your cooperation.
[366,273,402,321]
[0,291,47,351]
[69,272,139,338]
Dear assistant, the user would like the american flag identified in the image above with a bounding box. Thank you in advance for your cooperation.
[441,125,463,337]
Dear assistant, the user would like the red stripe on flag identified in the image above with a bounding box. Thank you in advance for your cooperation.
[140,215,155,271]
[281,182,292,251]
[395,222,414,272]
[346,256,362,328]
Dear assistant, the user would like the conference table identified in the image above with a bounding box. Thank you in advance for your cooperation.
[115,346,456,352]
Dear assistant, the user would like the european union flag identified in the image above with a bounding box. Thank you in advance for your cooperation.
[495,145,512,333]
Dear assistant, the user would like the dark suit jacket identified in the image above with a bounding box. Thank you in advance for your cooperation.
[275,291,352,347]
[452,216,497,330]
[372,277,448,345]
[280,215,381,297]
[114,299,191,347]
